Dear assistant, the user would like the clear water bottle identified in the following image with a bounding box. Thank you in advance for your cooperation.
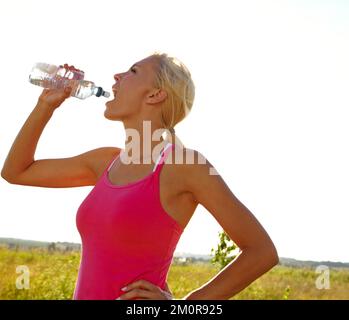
[29,62,110,99]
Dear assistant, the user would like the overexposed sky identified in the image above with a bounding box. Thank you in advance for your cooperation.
[0,0,348,262]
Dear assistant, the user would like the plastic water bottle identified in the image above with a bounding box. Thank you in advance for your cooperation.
[29,62,110,99]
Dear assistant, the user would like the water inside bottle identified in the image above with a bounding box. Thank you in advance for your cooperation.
[73,81,96,99]
[29,63,84,88]
[28,62,108,99]
[56,65,84,80]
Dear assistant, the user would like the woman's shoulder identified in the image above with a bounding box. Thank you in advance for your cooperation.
[170,145,224,206]
[169,145,216,180]
[170,145,210,165]
[89,146,122,180]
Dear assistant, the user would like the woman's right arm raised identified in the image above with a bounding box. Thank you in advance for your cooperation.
[1,85,121,188]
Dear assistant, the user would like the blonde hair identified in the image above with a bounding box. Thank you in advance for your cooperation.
[149,52,195,148]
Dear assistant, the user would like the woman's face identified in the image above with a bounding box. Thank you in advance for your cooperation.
[104,56,159,121]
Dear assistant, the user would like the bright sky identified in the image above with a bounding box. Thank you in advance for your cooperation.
[0,0,348,263]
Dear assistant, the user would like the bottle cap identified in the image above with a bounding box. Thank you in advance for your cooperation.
[96,87,110,98]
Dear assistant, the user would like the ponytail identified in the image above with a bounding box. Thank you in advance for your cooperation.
[150,52,195,151]
[163,127,185,149]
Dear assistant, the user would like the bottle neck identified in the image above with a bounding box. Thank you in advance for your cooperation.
[92,86,108,97]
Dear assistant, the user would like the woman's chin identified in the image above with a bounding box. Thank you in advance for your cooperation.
[104,101,123,120]
[104,109,118,120]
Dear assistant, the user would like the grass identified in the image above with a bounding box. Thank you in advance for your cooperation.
[0,247,348,300]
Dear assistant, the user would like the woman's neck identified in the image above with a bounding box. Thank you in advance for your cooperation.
[122,138,169,164]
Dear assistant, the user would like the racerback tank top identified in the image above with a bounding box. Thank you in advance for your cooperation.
[73,142,184,300]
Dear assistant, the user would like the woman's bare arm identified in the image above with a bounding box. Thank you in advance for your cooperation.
[1,87,120,187]
[180,149,279,300]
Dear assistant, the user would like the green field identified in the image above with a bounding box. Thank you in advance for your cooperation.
[0,247,348,300]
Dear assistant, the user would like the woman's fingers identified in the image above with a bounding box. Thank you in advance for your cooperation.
[59,63,83,72]
[58,63,84,80]
[117,279,171,300]
[118,288,154,300]
[125,279,159,291]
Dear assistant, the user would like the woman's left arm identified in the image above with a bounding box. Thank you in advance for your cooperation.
[181,151,279,300]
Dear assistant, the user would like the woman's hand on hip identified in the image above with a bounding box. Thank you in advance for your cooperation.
[116,279,173,300]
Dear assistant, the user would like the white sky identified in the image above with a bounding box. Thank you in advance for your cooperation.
[0,0,348,262]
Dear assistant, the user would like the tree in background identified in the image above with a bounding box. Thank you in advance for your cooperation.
[210,230,240,270]
[48,242,56,253]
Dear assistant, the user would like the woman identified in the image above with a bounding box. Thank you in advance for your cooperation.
[1,52,278,300]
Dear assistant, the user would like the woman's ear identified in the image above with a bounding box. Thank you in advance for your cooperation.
[147,89,167,104]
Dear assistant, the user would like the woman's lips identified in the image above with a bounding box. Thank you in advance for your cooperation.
[112,89,118,98]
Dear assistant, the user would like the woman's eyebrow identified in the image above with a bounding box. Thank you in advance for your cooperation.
[130,64,141,69]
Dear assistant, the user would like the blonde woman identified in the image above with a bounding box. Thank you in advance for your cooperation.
[1,52,278,300]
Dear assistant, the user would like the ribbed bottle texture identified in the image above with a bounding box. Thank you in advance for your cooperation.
[29,63,110,99]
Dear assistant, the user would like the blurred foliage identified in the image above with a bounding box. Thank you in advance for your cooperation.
[210,230,239,270]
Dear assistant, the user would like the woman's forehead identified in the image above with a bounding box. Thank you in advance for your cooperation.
[135,56,158,70]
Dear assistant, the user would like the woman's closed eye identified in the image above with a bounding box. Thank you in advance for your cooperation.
[130,67,136,73]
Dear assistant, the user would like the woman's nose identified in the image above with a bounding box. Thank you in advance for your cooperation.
[114,74,121,82]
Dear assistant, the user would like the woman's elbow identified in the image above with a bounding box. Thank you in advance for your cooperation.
[265,242,279,267]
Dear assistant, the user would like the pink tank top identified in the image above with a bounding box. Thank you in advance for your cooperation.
[73,142,184,300]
